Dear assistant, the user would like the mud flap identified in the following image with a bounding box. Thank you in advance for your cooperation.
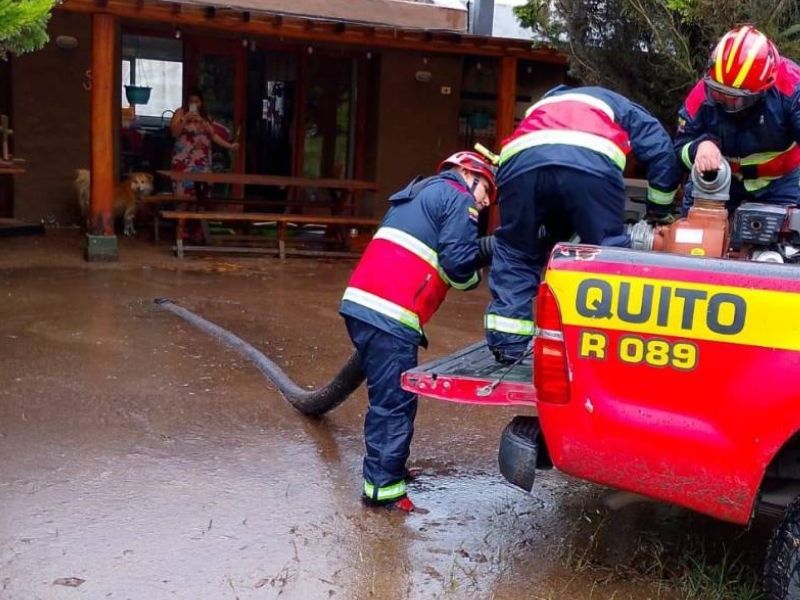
[498,416,551,492]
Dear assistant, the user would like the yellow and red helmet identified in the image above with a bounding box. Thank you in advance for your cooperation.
[438,151,497,203]
[704,25,779,113]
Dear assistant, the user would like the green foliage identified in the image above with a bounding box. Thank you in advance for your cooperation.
[0,0,56,59]
[513,0,800,127]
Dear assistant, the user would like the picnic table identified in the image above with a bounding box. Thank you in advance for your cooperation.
[155,170,381,259]
[156,170,378,212]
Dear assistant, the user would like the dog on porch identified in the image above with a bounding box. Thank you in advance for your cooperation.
[74,169,154,236]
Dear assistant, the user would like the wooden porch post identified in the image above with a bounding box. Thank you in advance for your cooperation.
[489,55,517,232]
[86,12,118,261]
[495,56,517,146]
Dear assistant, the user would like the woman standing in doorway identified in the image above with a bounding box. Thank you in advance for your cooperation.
[169,90,239,197]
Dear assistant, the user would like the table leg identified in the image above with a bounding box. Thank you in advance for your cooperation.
[278,222,286,260]
[176,218,185,259]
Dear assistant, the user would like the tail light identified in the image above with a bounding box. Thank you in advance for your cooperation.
[534,283,570,403]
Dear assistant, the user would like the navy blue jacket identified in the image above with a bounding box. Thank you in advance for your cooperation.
[340,170,481,345]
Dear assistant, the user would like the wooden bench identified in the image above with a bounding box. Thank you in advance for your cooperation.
[160,210,380,259]
[142,194,337,242]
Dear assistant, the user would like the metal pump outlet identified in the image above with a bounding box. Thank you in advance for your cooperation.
[629,160,732,258]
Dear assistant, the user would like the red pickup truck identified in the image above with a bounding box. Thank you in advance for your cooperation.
[402,202,800,599]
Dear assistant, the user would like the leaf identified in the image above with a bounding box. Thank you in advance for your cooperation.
[53,577,85,587]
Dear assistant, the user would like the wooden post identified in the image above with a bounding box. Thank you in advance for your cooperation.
[87,13,118,260]
[0,115,12,161]
[495,56,517,147]
[489,55,517,233]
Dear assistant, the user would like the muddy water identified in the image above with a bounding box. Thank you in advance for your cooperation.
[0,233,771,599]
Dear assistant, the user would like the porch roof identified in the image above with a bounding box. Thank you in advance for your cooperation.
[58,0,567,63]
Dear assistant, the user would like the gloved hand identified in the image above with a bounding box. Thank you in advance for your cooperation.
[476,235,495,269]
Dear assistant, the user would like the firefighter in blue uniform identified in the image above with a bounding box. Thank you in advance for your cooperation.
[340,152,497,512]
[675,25,800,215]
[485,85,681,363]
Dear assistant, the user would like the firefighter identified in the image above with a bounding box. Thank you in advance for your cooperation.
[340,152,497,512]
[676,25,800,214]
[485,85,681,363]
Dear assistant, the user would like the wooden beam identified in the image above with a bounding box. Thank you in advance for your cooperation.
[57,0,568,62]
[90,13,116,236]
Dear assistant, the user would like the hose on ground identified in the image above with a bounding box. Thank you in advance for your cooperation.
[154,298,364,416]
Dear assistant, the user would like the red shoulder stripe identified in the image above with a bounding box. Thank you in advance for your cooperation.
[684,80,706,118]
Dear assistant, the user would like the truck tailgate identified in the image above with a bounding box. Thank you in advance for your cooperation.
[401,341,536,406]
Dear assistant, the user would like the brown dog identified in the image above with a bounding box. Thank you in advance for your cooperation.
[75,169,154,236]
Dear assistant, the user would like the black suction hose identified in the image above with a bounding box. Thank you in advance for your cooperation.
[154,298,364,416]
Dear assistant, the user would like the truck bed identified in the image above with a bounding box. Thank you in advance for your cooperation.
[401,341,537,406]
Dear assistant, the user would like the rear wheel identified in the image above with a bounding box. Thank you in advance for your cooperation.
[765,495,800,599]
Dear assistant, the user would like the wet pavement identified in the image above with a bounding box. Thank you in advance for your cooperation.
[0,232,773,599]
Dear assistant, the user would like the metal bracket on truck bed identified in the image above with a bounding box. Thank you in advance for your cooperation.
[401,341,537,407]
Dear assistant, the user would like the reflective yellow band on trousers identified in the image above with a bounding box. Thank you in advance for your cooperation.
[485,314,535,336]
[364,480,407,501]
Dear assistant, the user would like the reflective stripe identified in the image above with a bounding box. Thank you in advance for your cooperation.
[527,93,616,122]
[485,314,535,336]
[374,226,473,291]
[647,186,676,206]
[373,227,438,270]
[744,177,777,192]
[714,38,725,83]
[732,35,767,88]
[740,143,797,168]
[537,327,564,342]
[726,28,749,76]
[500,129,626,170]
[364,480,407,502]
[441,269,479,291]
[681,142,693,169]
[343,287,421,332]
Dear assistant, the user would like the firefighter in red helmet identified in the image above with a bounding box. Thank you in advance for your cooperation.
[339,151,495,512]
[676,25,800,213]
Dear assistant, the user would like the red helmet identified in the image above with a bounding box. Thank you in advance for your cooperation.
[438,151,497,203]
[704,25,779,113]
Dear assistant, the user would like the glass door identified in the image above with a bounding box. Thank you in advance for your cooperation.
[184,37,246,195]
[302,55,357,180]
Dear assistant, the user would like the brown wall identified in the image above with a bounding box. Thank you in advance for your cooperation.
[371,51,463,218]
[13,12,92,225]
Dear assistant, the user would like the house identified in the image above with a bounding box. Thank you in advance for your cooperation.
[0,0,566,258]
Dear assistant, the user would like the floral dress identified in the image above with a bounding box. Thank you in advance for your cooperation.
[171,116,214,196]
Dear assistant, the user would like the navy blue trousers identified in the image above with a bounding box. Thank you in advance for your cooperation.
[345,316,419,493]
[486,166,630,360]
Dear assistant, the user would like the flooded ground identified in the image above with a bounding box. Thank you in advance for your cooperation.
[0,232,774,599]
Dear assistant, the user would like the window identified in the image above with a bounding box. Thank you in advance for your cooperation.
[122,58,183,118]
[121,35,183,121]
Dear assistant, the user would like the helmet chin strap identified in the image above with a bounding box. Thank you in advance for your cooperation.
[467,174,480,196]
